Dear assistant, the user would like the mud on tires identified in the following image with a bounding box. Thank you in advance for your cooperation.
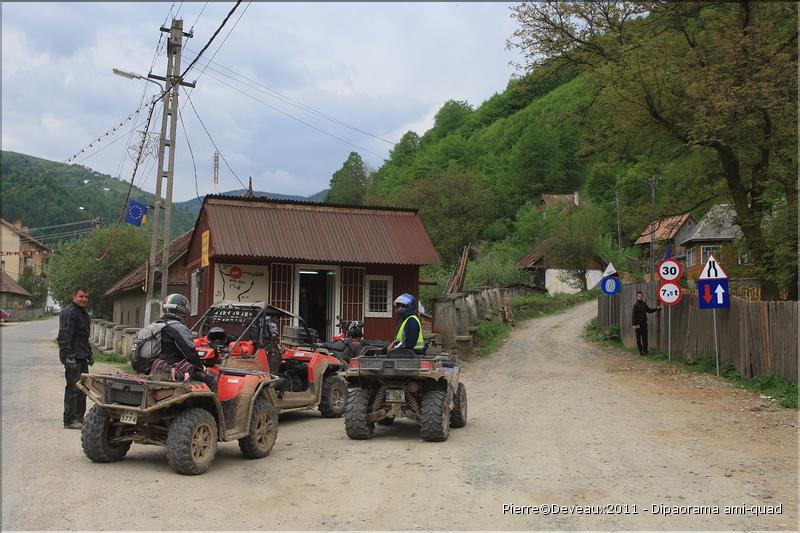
[166,408,218,475]
[239,397,278,459]
[450,382,468,428]
[81,405,131,463]
[420,389,450,442]
[344,388,374,439]
[319,374,348,418]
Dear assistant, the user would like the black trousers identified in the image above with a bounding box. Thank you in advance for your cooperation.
[635,323,649,354]
[64,359,89,424]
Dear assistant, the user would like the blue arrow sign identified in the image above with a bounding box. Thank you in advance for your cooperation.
[600,276,621,296]
[698,279,730,309]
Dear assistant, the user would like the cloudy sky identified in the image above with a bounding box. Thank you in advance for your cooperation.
[2,2,522,201]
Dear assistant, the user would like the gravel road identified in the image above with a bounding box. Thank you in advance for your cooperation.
[2,303,796,530]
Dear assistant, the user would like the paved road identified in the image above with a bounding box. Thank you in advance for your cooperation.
[1,307,797,530]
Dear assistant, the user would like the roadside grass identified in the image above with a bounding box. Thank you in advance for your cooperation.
[471,290,597,358]
[92,349,134,373]
[585,317,798,409]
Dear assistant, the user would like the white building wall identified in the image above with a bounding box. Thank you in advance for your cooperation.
[545,269,604,295]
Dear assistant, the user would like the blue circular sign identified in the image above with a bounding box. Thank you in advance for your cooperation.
[601,276,621,296]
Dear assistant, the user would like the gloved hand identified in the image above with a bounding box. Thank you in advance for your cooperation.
[88,355,95,366]
[64,357,77,370]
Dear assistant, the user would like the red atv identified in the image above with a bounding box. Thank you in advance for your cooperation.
[191,301,349,418]
[318,320,388,366]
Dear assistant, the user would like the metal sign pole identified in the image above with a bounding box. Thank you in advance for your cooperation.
[668,306,671,362]
[713,307,719,376]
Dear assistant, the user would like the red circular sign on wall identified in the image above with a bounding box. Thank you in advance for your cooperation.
[229,266,243,280]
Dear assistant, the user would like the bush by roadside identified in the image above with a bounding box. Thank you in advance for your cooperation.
[585,318,798,408]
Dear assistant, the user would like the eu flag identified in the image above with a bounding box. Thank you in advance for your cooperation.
[125,199,148,227]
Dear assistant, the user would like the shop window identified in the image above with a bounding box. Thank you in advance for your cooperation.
[364,275,392,318]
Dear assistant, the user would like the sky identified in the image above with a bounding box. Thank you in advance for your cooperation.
[1,2,523,201]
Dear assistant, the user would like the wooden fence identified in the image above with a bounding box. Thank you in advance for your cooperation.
[598,282,798,383]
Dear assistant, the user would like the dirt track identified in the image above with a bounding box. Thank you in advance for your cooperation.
[2,302,797,530]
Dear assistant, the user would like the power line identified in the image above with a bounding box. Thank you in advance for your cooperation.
[28,218,101,232]
[202,69,388,158]
[190,1,210,33]
[179,110,201,199]
[184,92,247,189]
[178,0,242,84]
[184,45,395,146]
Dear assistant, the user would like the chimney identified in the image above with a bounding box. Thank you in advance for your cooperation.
[13,219,22,230]
[573,192,580,206]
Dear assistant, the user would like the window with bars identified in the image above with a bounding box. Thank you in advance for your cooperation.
[269,263,293,331]
[341,267,364,322]
[364,275,392,318]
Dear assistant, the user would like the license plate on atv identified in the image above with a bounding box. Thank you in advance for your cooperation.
[384,389,405,403]
[119,410,138,425]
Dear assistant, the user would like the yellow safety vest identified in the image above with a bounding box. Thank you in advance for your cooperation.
[394,315,424,351]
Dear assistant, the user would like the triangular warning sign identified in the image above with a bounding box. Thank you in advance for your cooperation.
[699,254,728,280]
[601,262,618,278]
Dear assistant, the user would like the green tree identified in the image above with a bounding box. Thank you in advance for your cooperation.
[47,225,150,318]
[508,1,798,297]
[18,266,48,307]
[325,152,368,205]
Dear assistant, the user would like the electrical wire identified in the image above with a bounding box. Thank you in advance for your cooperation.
[28,218,100,232]
[184,92,247,189]
[202,69,388,158]
[178,110,201,199]
[190,1,209,32]
[184,46,395,146]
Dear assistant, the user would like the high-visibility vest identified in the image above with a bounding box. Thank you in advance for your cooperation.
[394,315,424,351]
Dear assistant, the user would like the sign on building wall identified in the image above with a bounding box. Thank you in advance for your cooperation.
[201,230,210,268]
[213,263,268,303]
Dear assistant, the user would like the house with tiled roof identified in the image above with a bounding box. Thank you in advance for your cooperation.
[104,231,192,327]
[184,195,441,341]
[518,236,605,295]
[635,213,696,264]
[0,218,51,281]
[680,204,743,280]
[1,270,32,309]
[539,192,583,211]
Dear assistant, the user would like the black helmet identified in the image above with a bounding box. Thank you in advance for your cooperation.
[162,293,190,321]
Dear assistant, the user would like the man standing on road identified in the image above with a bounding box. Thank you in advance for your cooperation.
[57,287,93,429]
[632,290,660,355]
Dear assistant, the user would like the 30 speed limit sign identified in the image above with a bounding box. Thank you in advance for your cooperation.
[658,281,683,306]
[657,258,683,282]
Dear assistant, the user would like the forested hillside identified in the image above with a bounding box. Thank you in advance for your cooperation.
[1,151,197,237]
[324,2,796,298]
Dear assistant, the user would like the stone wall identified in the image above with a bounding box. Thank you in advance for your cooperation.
[90,319,139,358]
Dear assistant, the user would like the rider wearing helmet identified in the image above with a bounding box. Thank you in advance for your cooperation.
[390,293,425,355]
[149,294,217,389]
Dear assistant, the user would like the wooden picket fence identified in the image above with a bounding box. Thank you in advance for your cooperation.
[598,281,798,383]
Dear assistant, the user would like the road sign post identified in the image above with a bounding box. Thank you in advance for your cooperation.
[599,263,620,332]
[697,254,729,376]
[657,258,683,362]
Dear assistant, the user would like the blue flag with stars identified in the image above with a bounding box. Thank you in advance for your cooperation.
[125,199,148,227]
[663,245,672,259]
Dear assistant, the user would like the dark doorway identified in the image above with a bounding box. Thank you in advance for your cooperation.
[298,269,335,340]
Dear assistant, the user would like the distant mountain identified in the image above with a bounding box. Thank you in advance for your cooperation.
[174,188,330,216]
[1,151,197,239]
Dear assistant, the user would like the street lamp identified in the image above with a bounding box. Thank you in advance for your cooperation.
[112,68,164,90]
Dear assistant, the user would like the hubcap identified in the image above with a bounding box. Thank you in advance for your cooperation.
[255,411,275,447]
[191,423,213,461]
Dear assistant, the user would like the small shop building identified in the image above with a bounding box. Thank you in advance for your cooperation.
[184,195,441,341]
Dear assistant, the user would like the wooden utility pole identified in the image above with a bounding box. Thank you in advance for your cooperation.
[144,19,195,324]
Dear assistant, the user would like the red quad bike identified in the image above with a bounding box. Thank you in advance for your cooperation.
[191,301,349,418]
[319,320,388,366]
[76,333,281,475]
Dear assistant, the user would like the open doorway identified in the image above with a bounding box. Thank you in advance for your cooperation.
[298,269,337,340]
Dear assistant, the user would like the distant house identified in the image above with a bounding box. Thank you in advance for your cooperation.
[539,192,583,211]
[680,204,743,280]
[1,270,32,309]
[104,232,192,328]
[183,195,441,341]
[0,218,51,281]
[635,213,696,264]
[518,236,605,295]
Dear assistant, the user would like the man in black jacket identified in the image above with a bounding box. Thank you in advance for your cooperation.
[632,290,661,355]
[57,287,93,429]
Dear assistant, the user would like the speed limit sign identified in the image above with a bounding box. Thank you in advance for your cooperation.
[658,281,683,306]
[657,258,683,282]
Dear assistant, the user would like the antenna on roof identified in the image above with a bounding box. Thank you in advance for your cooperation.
[243,177,254,198]
[213,151,219,193]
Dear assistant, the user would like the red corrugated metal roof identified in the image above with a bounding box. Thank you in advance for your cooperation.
[201,197,440,265]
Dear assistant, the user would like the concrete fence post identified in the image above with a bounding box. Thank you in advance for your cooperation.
[95,321,108,346]
[112,325,127,353]
[103,323,116,351]
[122,328,139,357]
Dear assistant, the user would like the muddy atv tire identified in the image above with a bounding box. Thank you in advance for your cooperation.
[81,405,131,463]
[319,375,348,418]
[420,389,450,442]
[166,408,218,475]
[344,388,374,439]
[450,382,468,428]
[239,398,279,459]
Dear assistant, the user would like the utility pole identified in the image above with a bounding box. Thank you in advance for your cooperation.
[647,175,659,280]
[143,19,195,324]
[615,190,622,251]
